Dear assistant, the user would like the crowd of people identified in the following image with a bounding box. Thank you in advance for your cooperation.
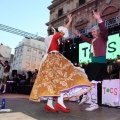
[80,55,120,80]
[0,62,38,94]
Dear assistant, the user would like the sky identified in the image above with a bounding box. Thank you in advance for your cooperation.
[0,0,52,54]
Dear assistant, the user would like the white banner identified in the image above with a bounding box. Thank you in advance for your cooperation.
[102,79,120,107]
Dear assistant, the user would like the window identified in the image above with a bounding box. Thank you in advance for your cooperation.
[79,0,86,6]
[15,50,17,54]
[32,57,36,61]
[33,43,35,47]
[27,47,31,52]
[39,51,42,54]
[20,55,22,60]
[19,62,22,67]
[14,57,16,61]
[18,48,20,53]
[16,63,18,67]
[33,49,37,54]
[58,8,63,17]
[26,62,30,70]
[27,56,31,60]
[13,64,15,69]
[16,55,19,61]
[38,45,40,48]
[42,51,45,54]
[21,47,23,52]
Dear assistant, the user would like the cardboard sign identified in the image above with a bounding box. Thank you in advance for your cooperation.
[102,79,120,107]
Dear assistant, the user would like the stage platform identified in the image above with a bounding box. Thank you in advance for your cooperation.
[0,94,120,120]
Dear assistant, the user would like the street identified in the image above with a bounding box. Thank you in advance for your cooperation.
[0,94,120,120]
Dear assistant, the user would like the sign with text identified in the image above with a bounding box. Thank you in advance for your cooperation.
[102,79,120,107]
[79,33,120,63]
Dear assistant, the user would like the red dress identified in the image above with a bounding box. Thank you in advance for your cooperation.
[48,32,62,52]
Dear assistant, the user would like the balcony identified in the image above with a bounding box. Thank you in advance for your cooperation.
[78,16,120,35]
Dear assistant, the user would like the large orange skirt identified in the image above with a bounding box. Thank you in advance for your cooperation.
[30,53,91,101]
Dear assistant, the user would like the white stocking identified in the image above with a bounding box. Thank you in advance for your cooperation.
[58,93,66,108]
[47,97,55,109]
[3,84,6,93]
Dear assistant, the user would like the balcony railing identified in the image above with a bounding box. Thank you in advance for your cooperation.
[78,16,120,35]
[105,16,120,28]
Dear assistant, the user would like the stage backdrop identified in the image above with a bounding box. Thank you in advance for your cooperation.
[79,33,120,63]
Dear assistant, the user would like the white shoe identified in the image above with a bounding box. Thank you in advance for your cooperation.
[2,91,6,94]
[85,104,99,111]
[79,95,89,105]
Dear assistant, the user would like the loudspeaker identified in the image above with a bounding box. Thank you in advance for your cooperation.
[12,70,17,77]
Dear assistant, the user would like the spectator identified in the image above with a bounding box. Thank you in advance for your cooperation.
[0,60,10,93]
[19,71,26,85]
[12,74,20,93]
[25,71,33,85]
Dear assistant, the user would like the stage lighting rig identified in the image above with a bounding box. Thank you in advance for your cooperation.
[70,44,72,49]
[69,34,77,49]
[73,43,77,49]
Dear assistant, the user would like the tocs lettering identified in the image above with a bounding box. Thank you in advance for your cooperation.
[103,87,117,95]
[81,41,117,57]
[82,47,89,57]
[108,42,116,53]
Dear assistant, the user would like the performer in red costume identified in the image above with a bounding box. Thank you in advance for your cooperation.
[30,14,91,113]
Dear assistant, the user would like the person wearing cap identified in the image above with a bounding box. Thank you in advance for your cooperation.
[30,14,91,113]
[0,60,10,93]
[74,10,108,111]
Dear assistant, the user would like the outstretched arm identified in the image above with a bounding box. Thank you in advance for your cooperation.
[93,10,108,40]
[64,14,72,29]
[73,29,92,44]
[57,14,72,38]
[0,60,5,67]
[92,10,103,23]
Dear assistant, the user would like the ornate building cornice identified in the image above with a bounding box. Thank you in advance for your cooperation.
[46,0,96,26]
[48,0,67,10]
[101,5,119,19]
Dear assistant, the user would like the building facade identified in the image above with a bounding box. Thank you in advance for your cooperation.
[46,0,120,65]
[12,38,46,73]
[0,43,12,61]
[47,0,120,35]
